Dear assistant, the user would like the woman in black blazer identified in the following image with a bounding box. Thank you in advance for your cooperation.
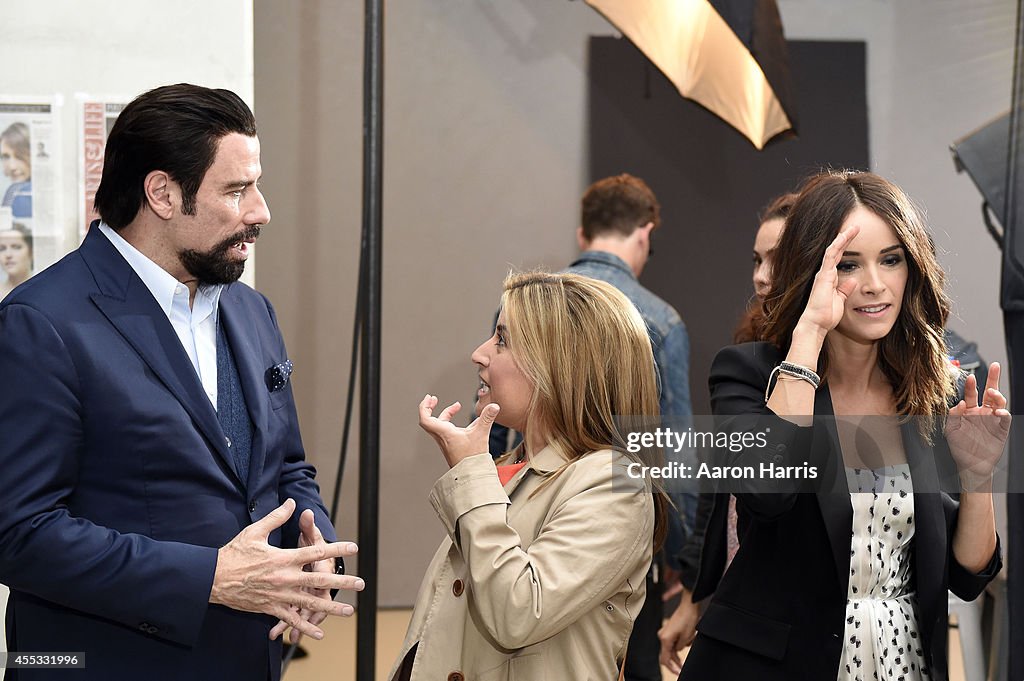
[679,171,1007,681]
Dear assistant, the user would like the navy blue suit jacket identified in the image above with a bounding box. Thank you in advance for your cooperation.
[0,227,336,680]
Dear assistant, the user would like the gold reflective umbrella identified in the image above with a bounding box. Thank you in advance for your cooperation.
[585,0,796,149]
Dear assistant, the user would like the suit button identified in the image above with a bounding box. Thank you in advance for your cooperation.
[773,454,784,464]
[452,579,465,597]
[147,625,159,634]
[139,622,150,631]
[775,444,787,454]
[249,501,258,513]
[447,673,465,681]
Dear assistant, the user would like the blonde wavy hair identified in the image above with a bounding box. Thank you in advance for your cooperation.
[498,271,668,546]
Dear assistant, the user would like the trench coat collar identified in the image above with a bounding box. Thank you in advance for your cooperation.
[501,442,571,495]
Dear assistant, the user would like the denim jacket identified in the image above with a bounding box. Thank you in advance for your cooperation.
[566,250,692,420]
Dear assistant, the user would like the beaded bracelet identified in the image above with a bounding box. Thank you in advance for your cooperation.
[765,361,820,401]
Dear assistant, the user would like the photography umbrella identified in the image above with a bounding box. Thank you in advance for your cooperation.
[584,0,797,149]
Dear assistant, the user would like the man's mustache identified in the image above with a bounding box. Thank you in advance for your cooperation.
[211,225,262,253]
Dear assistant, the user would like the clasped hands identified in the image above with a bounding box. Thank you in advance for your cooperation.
[210,498,362,643]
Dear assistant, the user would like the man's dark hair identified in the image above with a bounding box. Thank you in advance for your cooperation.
[94,83,257,230]
[580,173,661,240]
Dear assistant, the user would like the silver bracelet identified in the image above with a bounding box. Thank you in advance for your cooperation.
[765,361,820,401]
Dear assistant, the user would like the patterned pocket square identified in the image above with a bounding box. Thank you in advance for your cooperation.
[265,360,294,392]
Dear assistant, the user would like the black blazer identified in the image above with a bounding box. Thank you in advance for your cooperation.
[679,343,1001,681]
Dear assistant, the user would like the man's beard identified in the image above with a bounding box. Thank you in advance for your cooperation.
[179,225,261,286]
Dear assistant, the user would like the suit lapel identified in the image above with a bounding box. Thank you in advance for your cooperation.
[813,386,855,600]
[81,228,241,489]
[219,289,270,491]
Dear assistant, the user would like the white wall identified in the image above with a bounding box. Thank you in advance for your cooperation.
[0,0,255,667]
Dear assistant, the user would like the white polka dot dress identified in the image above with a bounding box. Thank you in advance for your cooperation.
[838,465,928,681]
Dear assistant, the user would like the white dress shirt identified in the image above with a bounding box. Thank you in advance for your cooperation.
[99,222,224,410]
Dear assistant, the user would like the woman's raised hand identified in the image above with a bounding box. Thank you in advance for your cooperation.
[418,395,500,468]
[797,225,861,334]
[945,363,1012,489]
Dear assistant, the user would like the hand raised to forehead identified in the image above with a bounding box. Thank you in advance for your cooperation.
[797,225,861,334]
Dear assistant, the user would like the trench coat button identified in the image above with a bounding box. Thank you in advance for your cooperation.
[447,672,465,681]
[452,579,465,597]
[249,501,258,513]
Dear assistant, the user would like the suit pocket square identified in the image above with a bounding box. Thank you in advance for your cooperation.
[265,360,294,392]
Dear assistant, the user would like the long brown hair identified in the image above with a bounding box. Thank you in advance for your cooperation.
[734,192,799,343]
[761,171,955,435]
[499,271,668,547]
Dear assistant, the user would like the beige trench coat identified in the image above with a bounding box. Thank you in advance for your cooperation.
[388,445,654,681]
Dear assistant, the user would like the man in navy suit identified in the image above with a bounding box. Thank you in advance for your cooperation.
[0,84,361,680]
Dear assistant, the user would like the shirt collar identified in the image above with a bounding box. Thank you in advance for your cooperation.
[98,221,224,319]
[569,249,637,280]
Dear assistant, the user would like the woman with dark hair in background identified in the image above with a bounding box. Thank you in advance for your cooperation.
[735,192,799,344]
[678,170,1006,681]
[391,271,668,681]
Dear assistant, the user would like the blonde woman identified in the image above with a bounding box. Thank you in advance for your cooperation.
[391,272,668,681]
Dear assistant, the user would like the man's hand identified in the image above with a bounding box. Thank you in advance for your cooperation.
[210,499,362,641]
[269,508,342,643]
[658,587,700,675]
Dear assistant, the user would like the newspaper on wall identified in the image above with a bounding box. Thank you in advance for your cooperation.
[80,99,126,239]
[0,97,61,300]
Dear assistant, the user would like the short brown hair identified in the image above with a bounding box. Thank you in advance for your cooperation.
[580,174,660,240]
